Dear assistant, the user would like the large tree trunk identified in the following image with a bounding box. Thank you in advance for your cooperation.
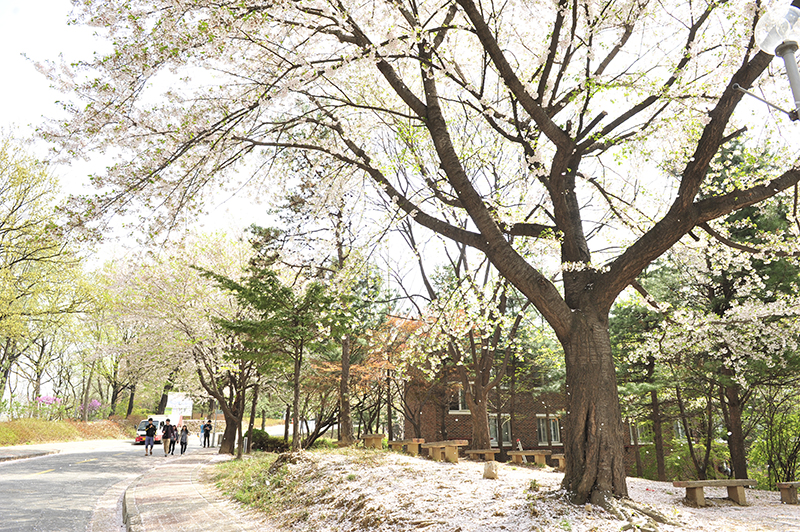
[219,413,239,454]
[722,382,748,479]
[561,310,628,505]
[339,335,354,444]
[156,369,177,414]
[467,390,491,450]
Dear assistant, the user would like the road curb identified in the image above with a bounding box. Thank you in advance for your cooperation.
[122,481,143,532]
[0,450,60,462]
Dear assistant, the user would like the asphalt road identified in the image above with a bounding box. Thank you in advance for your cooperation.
[0,439,188,532]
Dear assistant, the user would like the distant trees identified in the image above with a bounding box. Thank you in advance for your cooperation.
[611,145,800,481]
[201,254,337,451]
[0,137,90,416]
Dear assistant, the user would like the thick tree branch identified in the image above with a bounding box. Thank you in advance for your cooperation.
[597,49,774,310]
[456,0,571,147]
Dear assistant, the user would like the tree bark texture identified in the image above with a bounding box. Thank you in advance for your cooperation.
[466,388,491,450]
[561,310,628,504]
[722,383,748,479]
[126,384,136,418]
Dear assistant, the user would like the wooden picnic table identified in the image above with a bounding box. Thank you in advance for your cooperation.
[421,440,469,463]
[464,448,501,461]
[388,438,425,456]
[361,433,385,449]
[672,478,757,506]
[508,449,551,465]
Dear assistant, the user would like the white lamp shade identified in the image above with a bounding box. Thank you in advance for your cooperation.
[756,5,800,54]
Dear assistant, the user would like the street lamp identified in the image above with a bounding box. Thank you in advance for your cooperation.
[755,4,800,119]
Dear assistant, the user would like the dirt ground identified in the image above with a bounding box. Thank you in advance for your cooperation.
[243,450,800,532]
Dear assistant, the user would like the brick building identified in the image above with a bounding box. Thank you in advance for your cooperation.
[402,374,568,466]
[402,376,651,471]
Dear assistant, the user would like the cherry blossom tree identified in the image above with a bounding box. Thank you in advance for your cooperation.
[46,0,800,503]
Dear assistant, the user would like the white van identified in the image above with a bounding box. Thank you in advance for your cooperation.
[134,415,183,444]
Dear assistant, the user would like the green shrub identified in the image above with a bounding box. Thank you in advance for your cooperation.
[664,440,730,480]
[308,437,337,450]
[247,428,290,453]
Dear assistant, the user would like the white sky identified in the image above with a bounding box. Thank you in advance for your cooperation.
[0,0,96,174]
[0,0,263,256]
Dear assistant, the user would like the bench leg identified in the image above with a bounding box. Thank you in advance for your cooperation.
[427,448,444,461]
[510,455,522,464]
[727,485,747,505]
[534,454,546,465]
[406,443,420,456]
[685,487,706,507]
[780,486,798,504]
[444,446,459,463]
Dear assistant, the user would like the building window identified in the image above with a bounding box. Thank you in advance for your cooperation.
[537,416,562,445]
[449,389,469,413]
[489,414,511,446]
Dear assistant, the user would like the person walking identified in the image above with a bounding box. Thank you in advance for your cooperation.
[202,420,212,448]
[162,419,174,457]
[179,426,190,455]
[144,418,157,456]
[169,425,177,455]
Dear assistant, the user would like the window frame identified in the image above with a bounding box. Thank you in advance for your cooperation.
[536,415,562,446]
[448,389,470,414]
[489,413,512,447]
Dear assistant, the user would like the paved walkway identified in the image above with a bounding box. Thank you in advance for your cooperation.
[123,447,276,532]
[1,441,277,531]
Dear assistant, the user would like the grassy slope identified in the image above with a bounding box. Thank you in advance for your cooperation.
[0,418,137,446]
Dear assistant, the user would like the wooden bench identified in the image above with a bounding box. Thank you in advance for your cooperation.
[672,479,757,506]
[388,438,425,456]
[464,449,501,461]
[361,433,385,449]
[777,481,800,504]
[552,453,565,471]
[421,440,469,463]
[508,450,551,465]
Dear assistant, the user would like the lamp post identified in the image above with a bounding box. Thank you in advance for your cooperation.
[755,4,800,119]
